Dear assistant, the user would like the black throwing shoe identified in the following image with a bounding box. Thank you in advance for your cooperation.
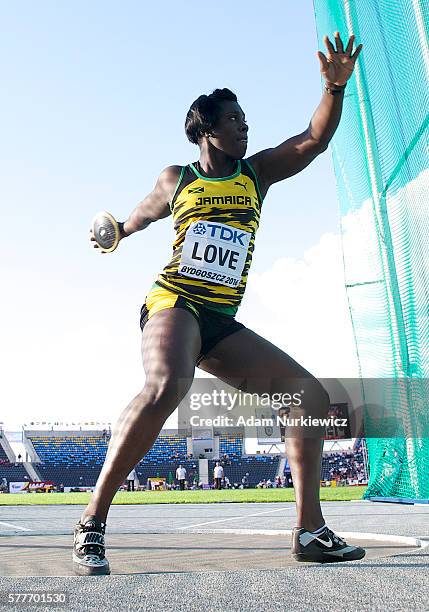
[72,514,110,576]
[292,525,366,563]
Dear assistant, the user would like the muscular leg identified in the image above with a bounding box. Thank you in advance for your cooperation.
[81,308,201,523]
[199,328,330,532]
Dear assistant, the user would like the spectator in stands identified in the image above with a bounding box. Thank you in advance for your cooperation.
[176,464,187,490]
[213,462,224,489]
[126,467,137,492]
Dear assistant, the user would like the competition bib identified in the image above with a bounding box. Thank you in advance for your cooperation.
[178,220,251,288]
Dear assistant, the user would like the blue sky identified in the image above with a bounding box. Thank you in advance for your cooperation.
[1,2,359,430]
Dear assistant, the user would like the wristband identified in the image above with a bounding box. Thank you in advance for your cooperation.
[325,82,347,95]
[118,221,128,238]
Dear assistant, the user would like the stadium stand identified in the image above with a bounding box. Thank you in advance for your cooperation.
[23,428,284,489]
[0,438,29,483]
[135,433,196,487]
[136,460,199,487]
[139,433,188,464]
[0,462,29,483]
[26,431,110,487]
[321,450,367,483]
[219,433,243,457]
[25,430,193,488]
[23,428,371,489]
[10,427,370,489]
[209,455,280,487]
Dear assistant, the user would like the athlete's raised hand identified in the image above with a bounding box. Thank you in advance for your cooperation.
[317,32,363,87]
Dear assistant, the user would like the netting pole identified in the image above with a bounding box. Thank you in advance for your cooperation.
[411,0,429,84]
[361,438,369,483]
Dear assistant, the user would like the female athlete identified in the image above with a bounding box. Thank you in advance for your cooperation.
[73,32,363,575]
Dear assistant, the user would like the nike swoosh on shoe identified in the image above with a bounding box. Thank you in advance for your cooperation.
[313,535,334,548]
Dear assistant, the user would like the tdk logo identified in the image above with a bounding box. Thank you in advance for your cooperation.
[193,222,207,235]
[206,223,247,246]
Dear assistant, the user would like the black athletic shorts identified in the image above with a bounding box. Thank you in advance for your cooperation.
[139,284,245,365]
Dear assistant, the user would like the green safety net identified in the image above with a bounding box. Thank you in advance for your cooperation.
[313,0,429,499]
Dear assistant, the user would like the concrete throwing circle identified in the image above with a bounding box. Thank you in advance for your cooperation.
[0,531,419,576]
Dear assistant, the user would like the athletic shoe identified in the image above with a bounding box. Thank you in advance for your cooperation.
[72,514,110,575]
[292,525,366,563]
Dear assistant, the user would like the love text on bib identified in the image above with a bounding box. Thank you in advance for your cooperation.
[178,221,251,288]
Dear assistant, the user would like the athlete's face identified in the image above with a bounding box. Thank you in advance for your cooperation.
[209,101,249,159]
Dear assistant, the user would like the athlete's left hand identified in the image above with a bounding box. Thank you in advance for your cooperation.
[317,32,363,87]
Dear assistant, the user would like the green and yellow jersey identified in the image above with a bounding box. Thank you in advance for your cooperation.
[155,159,264,315]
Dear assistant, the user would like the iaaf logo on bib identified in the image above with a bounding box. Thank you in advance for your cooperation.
[192,222,248,246]
[193,222,207,235]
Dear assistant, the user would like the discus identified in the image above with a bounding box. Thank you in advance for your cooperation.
[91,211,121,253]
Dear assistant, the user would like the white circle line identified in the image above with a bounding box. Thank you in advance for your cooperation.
[0,528,427,549]
[182,528,429,548]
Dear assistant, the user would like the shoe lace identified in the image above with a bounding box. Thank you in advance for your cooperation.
[83,553,105,565]
[326,527,346,546]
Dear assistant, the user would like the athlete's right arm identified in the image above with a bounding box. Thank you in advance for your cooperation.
[121,165,182,237]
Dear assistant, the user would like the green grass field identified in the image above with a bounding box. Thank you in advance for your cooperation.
[0,486,366,506]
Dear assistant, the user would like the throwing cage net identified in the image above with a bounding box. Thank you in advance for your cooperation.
[313,0,429,500]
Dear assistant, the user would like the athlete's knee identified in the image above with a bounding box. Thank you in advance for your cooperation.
[139,375,192,415]
[296,376,330,415]
[307,377,330,405]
